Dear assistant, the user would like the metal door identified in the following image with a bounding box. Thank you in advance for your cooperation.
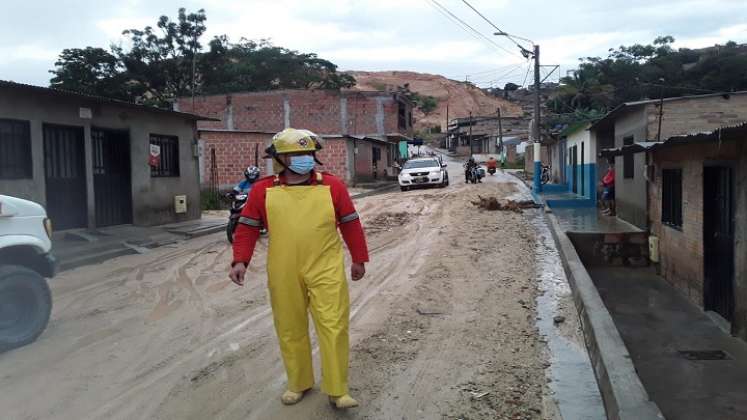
[703,166,735,323]
[92,128,133,227]
[43,124,87,230]
[571,145,578,193]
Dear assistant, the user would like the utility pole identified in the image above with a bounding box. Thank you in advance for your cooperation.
[656,83,665,141]
[468,111,473,158]
[533,44,540,145]
[532,44,543,192]
[497,107,503,156]
[445,103,450,150]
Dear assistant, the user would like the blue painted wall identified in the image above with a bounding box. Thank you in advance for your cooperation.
[565,163,596,199]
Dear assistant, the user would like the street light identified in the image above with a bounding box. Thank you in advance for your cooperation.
[495,31,544,192]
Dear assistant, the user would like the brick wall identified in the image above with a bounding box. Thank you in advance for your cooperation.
[649,141,740,307]
[645,93,747,140]
[177,90,413,137]
[199,131,352,187]
[506,144,518,163]
[199,131,272,188]
[316,138,350,182]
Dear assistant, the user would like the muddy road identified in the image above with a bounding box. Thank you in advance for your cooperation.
[0,161,594,419]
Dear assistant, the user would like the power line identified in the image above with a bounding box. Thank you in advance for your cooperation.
[469,62,525,83]
[459,0,526,50]
[426,0,522,59]
[522,60,532,87]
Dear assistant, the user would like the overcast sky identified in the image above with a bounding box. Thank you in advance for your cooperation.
[2,0,746,88]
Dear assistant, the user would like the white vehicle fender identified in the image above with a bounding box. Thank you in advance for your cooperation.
[0,234,49,254]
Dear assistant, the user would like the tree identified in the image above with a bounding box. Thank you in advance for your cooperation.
[49,47,131,99]
[550,36,747,117]
[48,8,356,107]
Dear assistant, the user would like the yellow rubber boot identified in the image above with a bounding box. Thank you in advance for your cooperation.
[281,389,307,405]
[329,394,359,409]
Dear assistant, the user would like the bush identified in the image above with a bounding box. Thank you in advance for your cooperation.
[201,189,225,210]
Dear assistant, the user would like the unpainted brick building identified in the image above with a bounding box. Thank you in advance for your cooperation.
[176,89,413,187]
[646,125,747,341]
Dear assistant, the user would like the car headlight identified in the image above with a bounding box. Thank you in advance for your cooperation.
[430,171,440,176]
[44,218,53,239]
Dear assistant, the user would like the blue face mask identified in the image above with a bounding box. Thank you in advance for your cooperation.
[288,154,315,175]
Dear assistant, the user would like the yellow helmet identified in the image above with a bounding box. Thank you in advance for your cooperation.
[265,128,324,174]
[266,128,323,155]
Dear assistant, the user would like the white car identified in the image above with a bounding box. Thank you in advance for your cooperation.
[398,157,449,191]
[0,195,56,352]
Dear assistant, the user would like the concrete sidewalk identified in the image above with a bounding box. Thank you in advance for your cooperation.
[53,216,226,271]
[590,267,747,420]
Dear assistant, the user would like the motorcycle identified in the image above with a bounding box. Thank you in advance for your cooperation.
[226,192,247,243]
[487,167,497,176]
[541,164,551,185]
[467,166,484,184]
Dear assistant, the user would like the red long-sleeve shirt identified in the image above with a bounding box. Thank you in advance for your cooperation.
[603,168,615,187]
[232,171,370,266]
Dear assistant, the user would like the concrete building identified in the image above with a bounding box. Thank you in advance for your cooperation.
[563,123,596,200]
[0,80,210,230]
[176,89,414,186]
[592,91,747,229]
[446,114,528,157]
[199,129,398,187]
[607,124,747,341]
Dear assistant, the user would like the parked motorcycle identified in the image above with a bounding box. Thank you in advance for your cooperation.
[541,164,551,185]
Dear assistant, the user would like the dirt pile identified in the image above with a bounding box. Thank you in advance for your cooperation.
[348,70,523,130]
[471,195,540,212]
[364,211,413,234]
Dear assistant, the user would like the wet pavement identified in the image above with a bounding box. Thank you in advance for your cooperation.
[590,266,747,420]
[550,207,641,234]
[485,170,607,419]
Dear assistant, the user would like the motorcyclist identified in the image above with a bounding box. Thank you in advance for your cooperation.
[463,157,480,183]
[486,156,498,174]
[233,166,261,195]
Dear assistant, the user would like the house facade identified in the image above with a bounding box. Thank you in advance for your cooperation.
[176,89,414,186]
[0,81,207,230]
[592,91,747,229]
[447,114,528,157]
[563,123,596,200]
[644,125,747,341]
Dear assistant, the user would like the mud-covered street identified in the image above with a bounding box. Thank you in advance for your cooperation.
[0,160,599,420]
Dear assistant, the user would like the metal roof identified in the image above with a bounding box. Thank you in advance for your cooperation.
[599,122,747,157]
[589,90,747,131]
[0,80,218,121]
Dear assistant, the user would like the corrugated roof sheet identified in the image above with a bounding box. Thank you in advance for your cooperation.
[0,80,218,121]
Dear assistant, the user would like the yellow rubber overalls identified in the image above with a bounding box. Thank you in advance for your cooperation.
[265,173,350,397]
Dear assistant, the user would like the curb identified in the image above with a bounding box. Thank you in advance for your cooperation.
[351,183,400,199]
[544,211,665,420]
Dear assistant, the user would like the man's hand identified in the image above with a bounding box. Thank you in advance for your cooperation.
[229,263,247,286]
[351,263,366,281]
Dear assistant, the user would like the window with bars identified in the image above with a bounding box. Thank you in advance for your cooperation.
[0,119,32,179]
[662,168,683,228]
[150,134,180,177]
[623,135,634,179]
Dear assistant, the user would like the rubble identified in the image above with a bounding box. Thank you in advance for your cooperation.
[471,196,540,212]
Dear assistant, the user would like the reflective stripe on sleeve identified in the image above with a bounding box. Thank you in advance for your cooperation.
[238,216,263,227]
[339,212,360,224]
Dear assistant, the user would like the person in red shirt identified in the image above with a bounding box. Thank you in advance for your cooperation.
[229,128,368,409]
[601,161,616,216]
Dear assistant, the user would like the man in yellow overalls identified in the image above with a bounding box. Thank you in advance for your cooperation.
[229,128,369,409]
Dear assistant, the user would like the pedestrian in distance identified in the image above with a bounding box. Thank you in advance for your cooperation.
[229,128,369,409]
[600,160,616,216]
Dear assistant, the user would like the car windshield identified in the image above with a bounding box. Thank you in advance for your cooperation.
[403,160,439,169]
